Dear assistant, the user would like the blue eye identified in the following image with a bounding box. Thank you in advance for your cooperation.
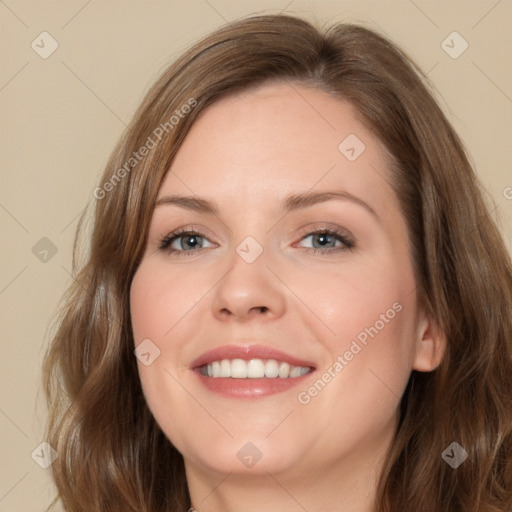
[296,228,354,253]
[159,229,214,256]
[159,227,355,257]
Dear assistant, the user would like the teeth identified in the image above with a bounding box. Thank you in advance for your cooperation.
[247,359,265,378]
[220,359,231,378]
[289,366,303,378]
[200,358,312,379]
[278,362,290,378]
[265,360,279,378]
[231,359,247,378]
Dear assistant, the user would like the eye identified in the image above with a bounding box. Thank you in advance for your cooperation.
[159,228,215,257]
[158,225,355,257]
[294,227,355,254]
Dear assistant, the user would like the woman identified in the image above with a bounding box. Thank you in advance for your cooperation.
[43,13,512,512]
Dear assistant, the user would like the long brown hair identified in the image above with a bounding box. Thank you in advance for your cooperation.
[43,13,512,511]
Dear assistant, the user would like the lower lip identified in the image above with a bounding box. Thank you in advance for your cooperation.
[193,370,314,398]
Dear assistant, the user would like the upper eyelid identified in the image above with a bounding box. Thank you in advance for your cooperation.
[160,224,350,240]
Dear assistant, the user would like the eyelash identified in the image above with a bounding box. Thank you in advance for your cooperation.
[158,226,355,258]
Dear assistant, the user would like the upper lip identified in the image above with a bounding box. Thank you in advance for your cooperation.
[190,344,316,369]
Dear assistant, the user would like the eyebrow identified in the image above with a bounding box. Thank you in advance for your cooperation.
[155,190,379,221]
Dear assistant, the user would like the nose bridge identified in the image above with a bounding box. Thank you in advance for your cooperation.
[211,229,286,321]
[224,202,274,266]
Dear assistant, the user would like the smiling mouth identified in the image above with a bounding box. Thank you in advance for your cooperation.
[198,358,313,379]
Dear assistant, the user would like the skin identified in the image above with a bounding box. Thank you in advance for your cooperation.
[130,81,446,512]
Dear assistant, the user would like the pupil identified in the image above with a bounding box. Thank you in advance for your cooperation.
[185,235,198,249]
[316,233,332,248]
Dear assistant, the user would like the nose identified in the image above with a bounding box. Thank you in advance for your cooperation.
[211,248,286,323]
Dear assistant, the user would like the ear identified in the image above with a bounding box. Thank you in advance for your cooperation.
[412,308,447,372]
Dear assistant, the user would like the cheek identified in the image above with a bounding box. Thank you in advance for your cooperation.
[301,254,417,403]
[288,251,415,353]
[129,263,195,444]
[295,288,416,460]
[130,268,168,342]
[130,260,201,343]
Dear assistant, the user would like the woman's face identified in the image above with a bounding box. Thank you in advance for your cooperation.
[130,81,441,481]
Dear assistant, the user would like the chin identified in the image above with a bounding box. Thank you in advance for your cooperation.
[177,430,307,476]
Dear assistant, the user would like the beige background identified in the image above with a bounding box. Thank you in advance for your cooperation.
[1,1,511,510]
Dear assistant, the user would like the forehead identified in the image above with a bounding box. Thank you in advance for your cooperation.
[158,81,396,215]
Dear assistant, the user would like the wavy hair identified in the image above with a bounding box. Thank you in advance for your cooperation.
[43,13,512,512]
